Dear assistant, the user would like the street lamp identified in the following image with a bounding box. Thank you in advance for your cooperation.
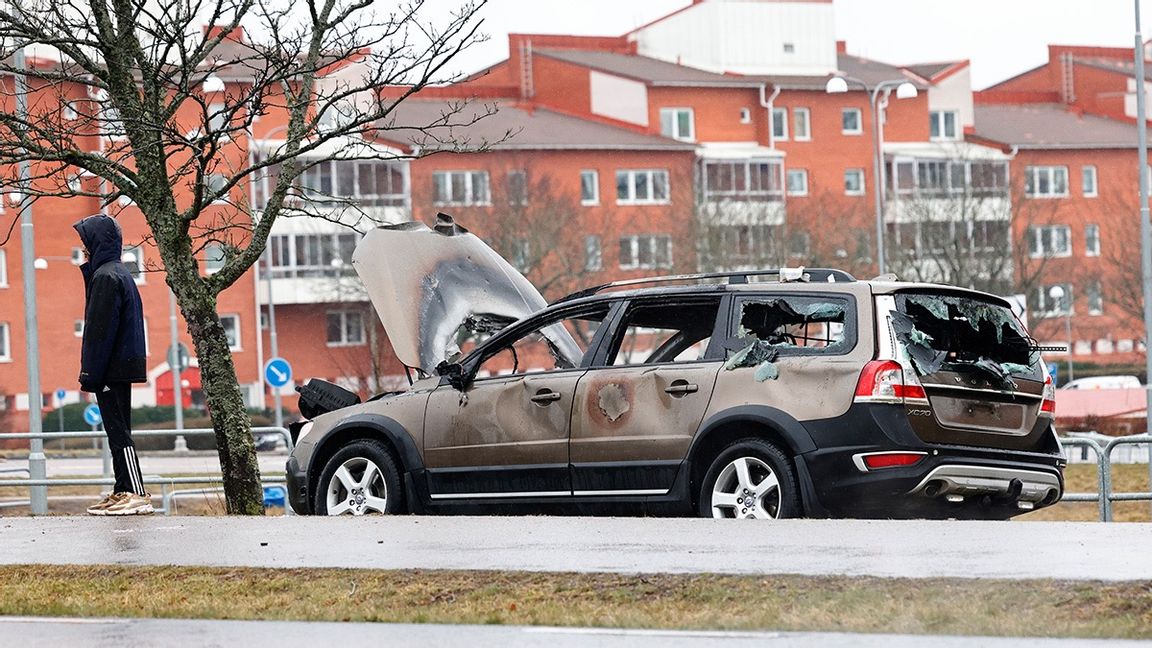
[825,75,919,276]
[1048,285,1074,384]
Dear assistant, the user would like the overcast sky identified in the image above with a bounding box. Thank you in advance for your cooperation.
[426,0,1152,89]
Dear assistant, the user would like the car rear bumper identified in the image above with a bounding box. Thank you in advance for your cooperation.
[800,405,1065,519]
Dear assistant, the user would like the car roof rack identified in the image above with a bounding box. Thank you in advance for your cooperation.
[554,268,857,303]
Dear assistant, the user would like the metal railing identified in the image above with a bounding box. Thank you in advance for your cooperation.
[1058,433,1152,522]
[0,427,292,516]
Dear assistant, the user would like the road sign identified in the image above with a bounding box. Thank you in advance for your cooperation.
[55,388,66,402]
[83,404,102,427]
[264,357,293,388]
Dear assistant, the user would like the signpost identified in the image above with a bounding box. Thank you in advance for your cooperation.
[55,388,66,433]
[264,358,292,429]
[84,404,110,480]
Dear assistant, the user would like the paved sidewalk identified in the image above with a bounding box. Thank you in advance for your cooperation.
[1,517,1150,580]
[5,618,1149,648]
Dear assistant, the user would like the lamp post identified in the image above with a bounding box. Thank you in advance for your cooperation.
[248,121,291,430]
[826,75,919,276]
[1048,285,1074,384]
[12,17,47,514]
[1133,0,1152,497]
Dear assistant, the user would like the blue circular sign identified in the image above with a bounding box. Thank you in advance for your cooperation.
[264,357,293,388]
[55,388,66,402]
[83,404,102,426]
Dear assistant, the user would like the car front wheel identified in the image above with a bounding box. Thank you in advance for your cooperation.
[698,438,800,519]
[314,440,404,516]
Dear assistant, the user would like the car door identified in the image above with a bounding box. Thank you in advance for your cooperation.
[569,296,727,495]
[422,304,611,500]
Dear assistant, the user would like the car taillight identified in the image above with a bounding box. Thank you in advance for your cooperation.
[855,359,927,404]
[1040,373,1056,417]
[858,452,926,470]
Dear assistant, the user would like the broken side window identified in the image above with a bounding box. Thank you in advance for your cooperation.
[603,299,721,367]
[724,295,853,381]
[475,306,609,378]
[892,292,1039,385]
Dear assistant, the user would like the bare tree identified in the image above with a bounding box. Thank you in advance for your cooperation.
[0,0,489,513]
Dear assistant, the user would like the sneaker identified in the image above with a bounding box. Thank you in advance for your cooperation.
[86,492,124,516]
[103,492,154,516]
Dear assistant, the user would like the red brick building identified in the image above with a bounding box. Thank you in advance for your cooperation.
[4,0,1151,431]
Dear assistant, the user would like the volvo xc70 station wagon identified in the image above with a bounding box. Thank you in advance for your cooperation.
[286,215,1065,519]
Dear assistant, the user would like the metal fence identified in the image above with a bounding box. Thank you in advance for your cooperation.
[1058,433,1152,522]
[0,427,293,516]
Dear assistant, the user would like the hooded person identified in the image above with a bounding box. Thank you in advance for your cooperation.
[74,214,152,516]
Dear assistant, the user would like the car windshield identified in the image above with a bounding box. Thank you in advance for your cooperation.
[892,292,1039,383]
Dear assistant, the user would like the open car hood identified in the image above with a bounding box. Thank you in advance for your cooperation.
[353,214,556,375]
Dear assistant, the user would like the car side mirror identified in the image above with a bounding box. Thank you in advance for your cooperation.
[435,361,469,390]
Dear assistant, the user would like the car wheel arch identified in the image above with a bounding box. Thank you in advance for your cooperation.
[686,406,817,505]
[307,414,423,497]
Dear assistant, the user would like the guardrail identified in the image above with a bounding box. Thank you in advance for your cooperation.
[0,427,292,515]
[1059,433,1152,522]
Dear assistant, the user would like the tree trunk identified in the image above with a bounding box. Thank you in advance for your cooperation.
[183,296,265,515]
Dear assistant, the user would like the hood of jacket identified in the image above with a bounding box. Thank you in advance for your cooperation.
[73,214,124,271]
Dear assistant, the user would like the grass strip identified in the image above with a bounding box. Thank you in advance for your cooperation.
[1,565,1150,638]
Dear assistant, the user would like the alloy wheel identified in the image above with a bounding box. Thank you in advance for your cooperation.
[325,457,389,515]
[710,456,782,519]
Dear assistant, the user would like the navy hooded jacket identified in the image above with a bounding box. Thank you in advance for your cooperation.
[74,215,147,391]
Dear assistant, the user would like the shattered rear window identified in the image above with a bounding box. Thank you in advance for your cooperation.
[892,292,1039,384]
[724,295,854,382]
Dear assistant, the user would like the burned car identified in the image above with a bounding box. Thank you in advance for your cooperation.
[286,214,1064,519]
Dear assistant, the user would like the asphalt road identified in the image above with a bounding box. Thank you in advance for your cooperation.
[5,618,1147,648]
[1,517,1149,580]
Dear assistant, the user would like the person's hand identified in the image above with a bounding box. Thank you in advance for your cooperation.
[79,381,102,394]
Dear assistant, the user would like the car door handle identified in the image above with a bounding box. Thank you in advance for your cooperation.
[530,390,563,404]
[665,382,699,396]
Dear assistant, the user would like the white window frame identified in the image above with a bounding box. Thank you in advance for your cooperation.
[841,108,862,135]
[844,168,866,196]
[792,107,811,141]
[74,320,84,338]
[1024,166,1069,198]
[584,235,602,272]
[929,110,959,140]
[63,100,78,121]
[0,322,9,362]
[739,108,751,124]
[123,245,146,285]
[205,174,230,204]
[326,310,366,347]
[506,169,528,206]
[615,169,670,205]
[1035,283,1074,317]
[432,170,491,206]
[1085,223,1101,257]
[1086,281,1104,316]
[659,107,695,142]
[771,107,788,141]
[1082,165,1098,197]
[208,102,229,135]
[220,314,241,351]
[618,235,673,270]
[71,247,85,266]
[580,170,599,206]
[205,242,226,274]
[786,169,809,196]
[141,316,150,357]
[1029,225,1072,258]
[0,249,6,287]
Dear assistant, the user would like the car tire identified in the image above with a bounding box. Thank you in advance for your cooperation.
[313,440,404,516]
[697,438,800,519]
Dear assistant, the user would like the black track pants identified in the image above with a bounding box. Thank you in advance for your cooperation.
[95,382,146,495]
